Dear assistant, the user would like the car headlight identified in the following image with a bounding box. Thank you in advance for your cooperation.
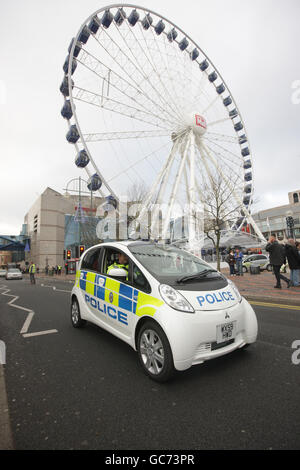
[228,279,242,303]
[159,284,195,313]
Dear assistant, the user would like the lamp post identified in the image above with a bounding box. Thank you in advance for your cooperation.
[286,211,295,240]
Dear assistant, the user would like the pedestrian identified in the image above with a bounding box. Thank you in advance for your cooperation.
[58,265,62,275]
[226,250,236,276]
[55,265,58,275]
[234,248,243,276]
[29,261,36,285]
[266,235,291,289]
[285,239,300,287]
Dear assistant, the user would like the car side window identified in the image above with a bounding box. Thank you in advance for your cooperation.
[101,247,129,276]
[81,247,102,272]
[131,263,151,293]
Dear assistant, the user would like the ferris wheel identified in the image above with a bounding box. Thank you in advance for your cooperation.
[60,3,265,244]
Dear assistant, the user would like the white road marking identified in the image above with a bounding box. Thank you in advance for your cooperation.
[40,284,71,293]
[0,285,58,338]
[23,330,58,338]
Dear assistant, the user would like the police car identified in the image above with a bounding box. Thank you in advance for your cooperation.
[71,241,258,382]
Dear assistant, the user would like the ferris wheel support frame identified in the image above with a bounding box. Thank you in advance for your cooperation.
[199,139,266,242]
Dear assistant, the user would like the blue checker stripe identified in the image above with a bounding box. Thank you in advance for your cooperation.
[79,271,87,290]
[133,290,139,302]
[132,302,137,314]
[95,274,106,287]
[118,296,132,312]
[119,283,133,299]
[95,286,105,300]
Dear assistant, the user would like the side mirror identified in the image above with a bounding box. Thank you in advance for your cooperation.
[108,268,127,281]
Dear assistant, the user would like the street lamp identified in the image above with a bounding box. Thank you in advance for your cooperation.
[286,211,295,240]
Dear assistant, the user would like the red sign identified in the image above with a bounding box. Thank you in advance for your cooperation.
[195,115,207,129]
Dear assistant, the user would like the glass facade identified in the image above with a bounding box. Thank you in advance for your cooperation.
[64,214,100,255]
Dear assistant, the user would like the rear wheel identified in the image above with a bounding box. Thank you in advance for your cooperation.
[137,321,175,382]
[71,297,86,328]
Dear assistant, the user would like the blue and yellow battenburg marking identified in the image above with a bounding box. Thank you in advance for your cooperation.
[76,270,164,321]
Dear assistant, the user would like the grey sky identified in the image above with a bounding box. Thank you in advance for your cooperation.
[0,0,299,234]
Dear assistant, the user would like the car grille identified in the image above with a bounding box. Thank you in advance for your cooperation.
[211,339,235,351]
[196,339,235,355]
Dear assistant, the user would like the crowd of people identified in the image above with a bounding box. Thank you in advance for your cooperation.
[224,235,300,289]
[266,235,300,288]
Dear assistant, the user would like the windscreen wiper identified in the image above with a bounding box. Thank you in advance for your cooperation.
[177,269,218,284]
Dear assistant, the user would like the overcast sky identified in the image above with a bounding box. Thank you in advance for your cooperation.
[0,0,299,235]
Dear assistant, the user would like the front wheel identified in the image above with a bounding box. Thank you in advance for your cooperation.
[71,297,86,328]
[266,264,273,272]
[242,266,247,273]
[137,321,175,382]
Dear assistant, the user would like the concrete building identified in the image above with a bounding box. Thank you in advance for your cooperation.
[23,187,103,269]
[253,190,300,241]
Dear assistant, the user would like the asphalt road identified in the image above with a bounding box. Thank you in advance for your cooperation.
[0,276,300,450]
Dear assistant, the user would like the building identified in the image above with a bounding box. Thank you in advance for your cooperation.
[253,190,300,241]
[23,187,103,269]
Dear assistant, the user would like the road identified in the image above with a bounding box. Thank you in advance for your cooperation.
[0,277,299,450]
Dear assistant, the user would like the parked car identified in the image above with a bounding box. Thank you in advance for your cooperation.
[71,241,258,382]
[6,268,23,280]
[242,254,272,273]
[0,269,7,278]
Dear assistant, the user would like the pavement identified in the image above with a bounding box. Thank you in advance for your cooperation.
[0,277,300,450]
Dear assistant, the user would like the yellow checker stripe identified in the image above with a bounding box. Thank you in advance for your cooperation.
[136,292,164,317]
[75,270,80,287]
[86,272,96,295]
[105,277,120,307]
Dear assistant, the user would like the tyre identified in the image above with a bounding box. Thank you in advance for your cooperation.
[71,297,86,328]
[242,266,247,273]
[137,321,175,382]
[266,264,273,272]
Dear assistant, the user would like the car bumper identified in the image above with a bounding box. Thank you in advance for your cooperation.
[156,298,258,372]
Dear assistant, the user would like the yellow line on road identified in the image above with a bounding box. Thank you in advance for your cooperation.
[249,301,300,311]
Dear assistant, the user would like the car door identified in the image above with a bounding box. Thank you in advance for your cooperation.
[78,246,104,320]
[97,246,134,336]
[99,247,153,338]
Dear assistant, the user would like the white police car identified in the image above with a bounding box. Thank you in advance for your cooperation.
[71,241,258,382]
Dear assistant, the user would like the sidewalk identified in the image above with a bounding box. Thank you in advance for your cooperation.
[29,270,300,306]
[222,269,300,306]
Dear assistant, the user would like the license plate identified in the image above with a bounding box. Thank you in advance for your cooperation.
[216,321,236,344]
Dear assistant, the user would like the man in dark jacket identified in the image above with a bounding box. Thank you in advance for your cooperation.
[266,235,291,289]
[285,239,300,287]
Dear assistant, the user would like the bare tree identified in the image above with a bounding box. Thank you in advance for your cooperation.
[203,171,244,271]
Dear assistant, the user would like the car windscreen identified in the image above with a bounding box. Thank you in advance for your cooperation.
[8,269,20,273]
[129,244,222,284]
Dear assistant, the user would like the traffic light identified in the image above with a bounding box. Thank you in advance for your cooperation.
[79,245,85,255]
[67,250,71,260]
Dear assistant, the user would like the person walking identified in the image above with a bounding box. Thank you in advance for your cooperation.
[226,250,236,276]
[234,248,244,276]
[29,261,36,285]
[285,239,300,287]
[266,235,291,289]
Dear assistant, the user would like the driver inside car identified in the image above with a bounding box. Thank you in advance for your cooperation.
[107,253,129,279]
